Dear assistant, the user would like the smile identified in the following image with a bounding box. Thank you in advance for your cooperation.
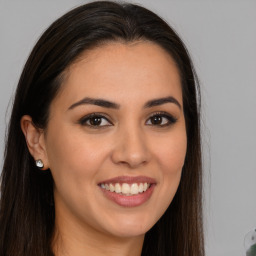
[100,182,151,196]
[98,176,156,207]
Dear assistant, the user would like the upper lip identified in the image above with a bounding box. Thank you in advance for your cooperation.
[98,175,156,185]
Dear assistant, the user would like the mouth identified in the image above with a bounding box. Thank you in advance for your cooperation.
[98,176,156,207]
[99,182,151,196]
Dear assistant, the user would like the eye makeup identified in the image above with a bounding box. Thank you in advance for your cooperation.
[146,111,177,127]
[78,111,177,129]
[78,112,113,128]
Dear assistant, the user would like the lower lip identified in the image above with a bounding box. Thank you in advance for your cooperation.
[100,184,155,207]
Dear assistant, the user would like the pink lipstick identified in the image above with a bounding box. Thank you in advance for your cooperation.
[98,176,156,207]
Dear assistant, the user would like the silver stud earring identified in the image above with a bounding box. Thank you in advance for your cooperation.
[35,159,44,169]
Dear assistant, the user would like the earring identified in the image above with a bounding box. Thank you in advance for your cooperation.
[35,159,44,169]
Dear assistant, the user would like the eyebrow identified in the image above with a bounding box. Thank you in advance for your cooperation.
[68,98,120,110]
[144,96,181,109]
[68,96,181,110]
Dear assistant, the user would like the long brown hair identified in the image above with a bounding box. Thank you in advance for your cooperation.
[0,1,204,255]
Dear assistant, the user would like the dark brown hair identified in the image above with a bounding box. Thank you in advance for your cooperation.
[0,1,204,255]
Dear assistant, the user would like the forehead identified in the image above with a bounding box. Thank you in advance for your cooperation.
[53,41,182,109]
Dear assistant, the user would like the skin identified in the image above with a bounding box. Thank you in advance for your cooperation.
[21,41,187,256]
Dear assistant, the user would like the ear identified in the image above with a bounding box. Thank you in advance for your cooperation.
[20,115,49,170]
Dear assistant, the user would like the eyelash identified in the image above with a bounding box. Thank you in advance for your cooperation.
[79,113,113,128]
[79,112,177,128]
[146,112,177,127]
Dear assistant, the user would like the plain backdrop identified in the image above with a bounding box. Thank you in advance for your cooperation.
[0,1,256,255]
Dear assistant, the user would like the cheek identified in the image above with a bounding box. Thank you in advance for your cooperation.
[45,127,108,175]
[155,130,187,173]
[153,129,187,202]
[44,128,109,213]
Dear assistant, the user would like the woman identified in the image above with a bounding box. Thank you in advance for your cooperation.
[0,1,204,255]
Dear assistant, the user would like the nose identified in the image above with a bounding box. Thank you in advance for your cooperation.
[111,125,151,169]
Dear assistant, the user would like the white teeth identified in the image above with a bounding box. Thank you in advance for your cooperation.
[122,183,130,194]
[143,183,148,192]
[130,183,139,195]
[115,183,122,193]
[109,184,115,192]
[138,183,144,193]
[101,182,151,195]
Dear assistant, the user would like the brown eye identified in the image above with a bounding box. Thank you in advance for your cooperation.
[146,113,177,127]
[79,114,112,128]
[150,115,163,125]
[89,117,103,126]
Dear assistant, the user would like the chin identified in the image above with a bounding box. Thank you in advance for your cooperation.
[101,213,156,238]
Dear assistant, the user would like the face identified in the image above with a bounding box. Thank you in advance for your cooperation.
[43,41,187,239]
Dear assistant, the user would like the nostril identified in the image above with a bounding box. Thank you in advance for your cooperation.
[110,126,152,168]
[110,140,150,168]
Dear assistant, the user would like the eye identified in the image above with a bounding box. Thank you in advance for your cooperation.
[79,113,112,128]
[146,112,177,127]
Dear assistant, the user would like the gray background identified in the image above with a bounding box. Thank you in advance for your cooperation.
[0,0,255,255]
